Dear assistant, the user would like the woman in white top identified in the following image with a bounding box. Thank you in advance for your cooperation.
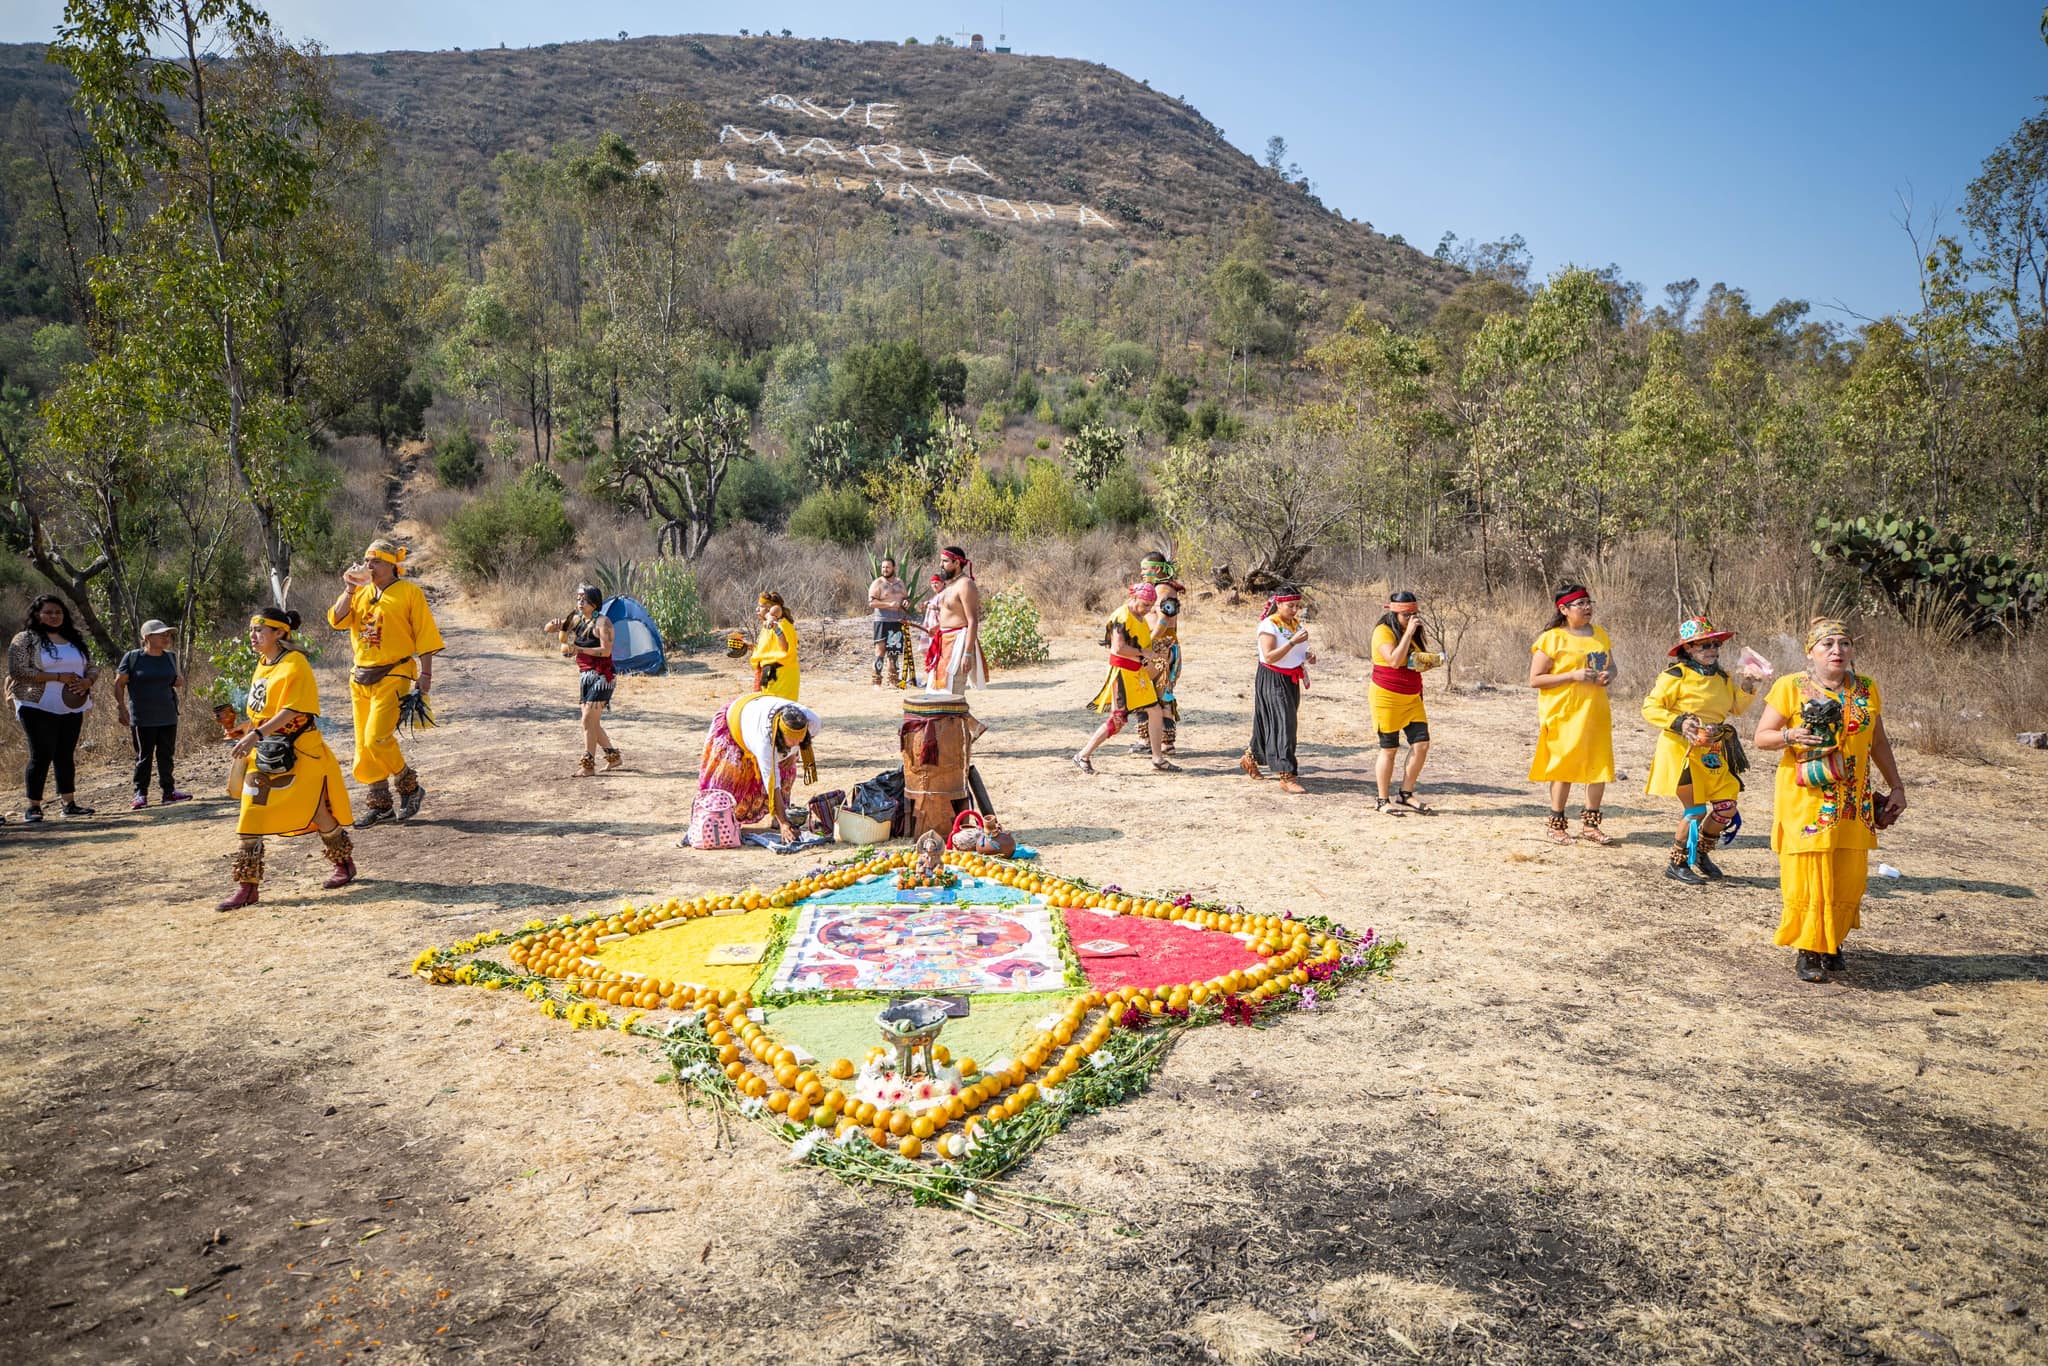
[7,595,100,821]
[1240,590,1315,794]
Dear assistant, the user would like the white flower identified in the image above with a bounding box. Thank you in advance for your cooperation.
[1041,1086,1065,1107]
[1088,1052,1114,1070]
[738,1097,766,1118]
[788,1132,822,1162]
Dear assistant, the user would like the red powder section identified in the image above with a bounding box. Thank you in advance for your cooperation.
[1062,907,1265,992]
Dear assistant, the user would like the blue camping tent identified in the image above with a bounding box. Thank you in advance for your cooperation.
[601,596,667,675]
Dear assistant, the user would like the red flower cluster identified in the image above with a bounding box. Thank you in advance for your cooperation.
[1220,994,1262,1027]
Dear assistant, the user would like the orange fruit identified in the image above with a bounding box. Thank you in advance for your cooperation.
[886,1110,911,1137]
[766,1091,791,1114]
[957,1058,978,1078]
[910,1115,936,1140]
[828,1058,855,1080]
[787,1096,813,1124]
[897,1135,923,1160]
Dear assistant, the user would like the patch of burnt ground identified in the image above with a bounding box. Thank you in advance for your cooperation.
[0,1033,575,1362]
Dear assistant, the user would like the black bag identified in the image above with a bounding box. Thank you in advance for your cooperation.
[848,768,903,824]
[254,734,298,775]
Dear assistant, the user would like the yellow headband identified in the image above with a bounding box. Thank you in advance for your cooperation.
[773,709,809,742]
[250,612,292,632]
[1805,619,1852,651]
[366,546,406,569]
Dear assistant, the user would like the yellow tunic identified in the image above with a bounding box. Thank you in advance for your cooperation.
[1369,622,1428,733]
[236,651,353,837]
[1640,662,1756,801]
[750,620,800,701]
[1767,671,1883,952]
[1088,607,1161,712]
[330,578,446,784]
[329,579,445,673]
[1528,626,1615,783]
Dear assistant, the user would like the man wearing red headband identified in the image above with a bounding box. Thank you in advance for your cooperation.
[925,545,987,693]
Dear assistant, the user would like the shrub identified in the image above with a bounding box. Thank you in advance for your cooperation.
[716,458,799,528]
[1033,398,1056,425]
[1034,436,1051,451]
[975,401,1007,434]
[980,587,1051,667]
[1012,372,1040,412]
[1193,398,1246,441]
[643,557,713,644]
[1100,340,1156,392]
[1812,513,2045,635]
[1091,463,1153,528]
[788,486,876,546]
[516,463,565,495]
[443,482,576,583]
[1012,460,1092,539]
[935,460,1016,536]
[432,426,485,488]
[1064,423,1128,491]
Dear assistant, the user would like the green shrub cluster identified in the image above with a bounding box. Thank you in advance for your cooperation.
[1813,513,2045,635]
[980,587,1051,667]
[642,558,713,644]
[432,426,485,488]
[788,486,875,546]
[444,481,575,582]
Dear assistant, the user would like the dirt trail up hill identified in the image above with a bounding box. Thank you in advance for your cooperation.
[3,465,2045,1364]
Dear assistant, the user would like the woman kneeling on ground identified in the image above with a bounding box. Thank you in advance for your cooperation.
[699,690,822,843]
[1641,617,1765,885]
[1369,590,1440,815]
[548,585,622,776]
[218,607,357,911]
[1753,619,1905,983]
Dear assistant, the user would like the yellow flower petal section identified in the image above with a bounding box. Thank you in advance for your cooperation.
[589,909,779,992]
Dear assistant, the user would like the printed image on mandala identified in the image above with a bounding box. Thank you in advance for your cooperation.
[773,898,1064,993]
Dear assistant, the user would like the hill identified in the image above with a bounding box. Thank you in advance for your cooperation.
[0,31,1460,317]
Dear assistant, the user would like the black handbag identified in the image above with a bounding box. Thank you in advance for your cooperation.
[254,733,298,774]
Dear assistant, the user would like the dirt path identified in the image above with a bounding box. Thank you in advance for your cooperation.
[3,498,2046,1361]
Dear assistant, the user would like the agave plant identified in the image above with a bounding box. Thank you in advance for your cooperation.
[592,557,641,601]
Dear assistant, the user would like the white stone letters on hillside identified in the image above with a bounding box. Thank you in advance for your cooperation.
[642,95,1116,232]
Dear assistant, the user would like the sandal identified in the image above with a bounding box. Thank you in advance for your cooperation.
[1577,808,1615,846]
[1374,797,1407,816]
[1238,753,1264,781]
[1071,755,1095,775]
[1544,812,1574,844]
[1152,760,1183,773]
[1396,791,1436,816]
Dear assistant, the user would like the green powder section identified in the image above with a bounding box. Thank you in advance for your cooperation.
[764,994,1079,1085]
[589,910,780,992]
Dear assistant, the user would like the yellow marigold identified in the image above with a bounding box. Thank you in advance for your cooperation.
[556,913,574,926]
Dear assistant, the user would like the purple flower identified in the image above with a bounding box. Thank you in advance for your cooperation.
[1294,986,1319,1011]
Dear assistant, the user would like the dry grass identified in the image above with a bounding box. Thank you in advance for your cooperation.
[1188,1306,1301,1365]
[1316,1273,1499,1349]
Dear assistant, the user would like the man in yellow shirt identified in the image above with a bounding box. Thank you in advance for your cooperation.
[326,538,446,824]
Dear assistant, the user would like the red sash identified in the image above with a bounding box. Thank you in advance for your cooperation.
[575,651,616,681]
[1262,662,1306,684]
[1371,665,1421,695]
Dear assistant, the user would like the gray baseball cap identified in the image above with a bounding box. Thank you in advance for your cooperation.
[139,619,176,640]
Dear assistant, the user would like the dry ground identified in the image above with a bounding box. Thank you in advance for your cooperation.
[3,506,2046,1363]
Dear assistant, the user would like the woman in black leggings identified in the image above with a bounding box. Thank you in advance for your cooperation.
[8,595,99,822]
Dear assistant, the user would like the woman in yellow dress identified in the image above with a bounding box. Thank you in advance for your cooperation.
[749,591,801,701]
[1528,583,1616,845]
[1641,617,1765,884]
[1073,582,1178,774]
[217,608,357,912]
[1369,591,1441,815]
[1753,619,1906,983]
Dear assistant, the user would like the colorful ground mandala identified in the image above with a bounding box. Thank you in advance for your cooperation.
[412,849,1398,1218]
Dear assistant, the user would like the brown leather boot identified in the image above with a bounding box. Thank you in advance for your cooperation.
[321,831,357,889]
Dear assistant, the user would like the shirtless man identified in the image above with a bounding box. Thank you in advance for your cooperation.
[867,556,911,688]
[925,545,988,694]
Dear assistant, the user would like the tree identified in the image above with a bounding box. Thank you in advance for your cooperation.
[828,339,939,460]
[1156,426,1356,584]
[46,0,367,599]
[606,394,752,558]
[1263,136,1288,174]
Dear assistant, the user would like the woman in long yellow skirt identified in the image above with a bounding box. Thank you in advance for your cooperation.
[1527,583,1617,844]
[217,608,358,912]
[749,591,801,701]
[1753,619,1906,982]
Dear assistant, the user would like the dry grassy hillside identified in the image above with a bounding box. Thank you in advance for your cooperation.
[0,32,1461,314]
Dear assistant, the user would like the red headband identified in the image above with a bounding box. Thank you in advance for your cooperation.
[1270,593,1301,604]
[1555,589,1589,608]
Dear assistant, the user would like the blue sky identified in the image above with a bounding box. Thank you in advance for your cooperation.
[7,1,2039,323]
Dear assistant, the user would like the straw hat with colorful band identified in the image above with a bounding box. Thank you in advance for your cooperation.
[251,611,293,632]
[1555,588,1590,608]
[1805,619,1852,652]
[1668,616,1734,657]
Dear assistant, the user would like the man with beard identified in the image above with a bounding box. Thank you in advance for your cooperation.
[924,546,988,694]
